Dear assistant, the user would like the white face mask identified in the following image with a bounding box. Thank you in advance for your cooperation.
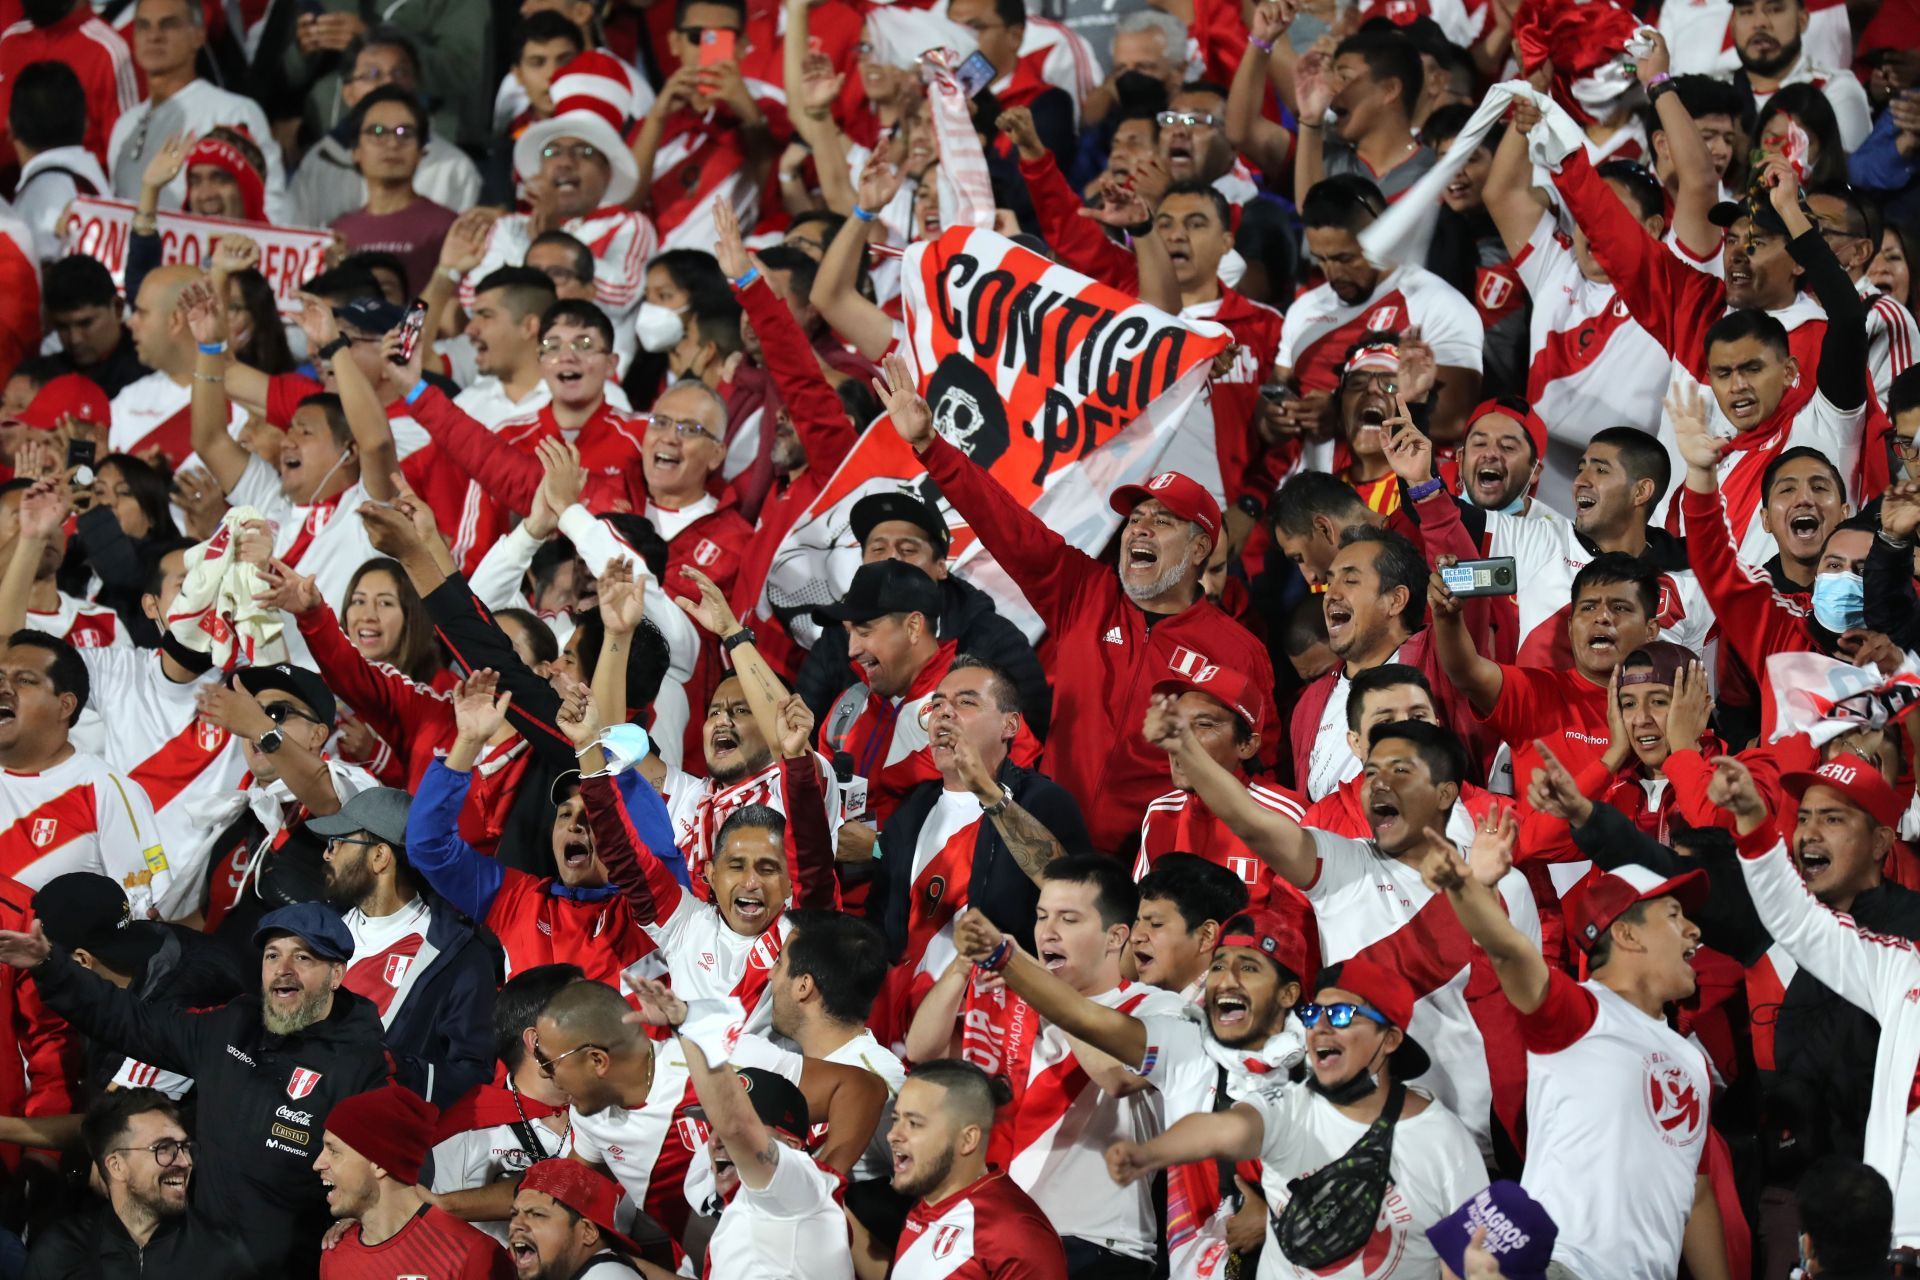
[636,302,686,353]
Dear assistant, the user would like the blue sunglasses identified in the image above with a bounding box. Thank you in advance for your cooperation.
[1298,1001,1391,1030]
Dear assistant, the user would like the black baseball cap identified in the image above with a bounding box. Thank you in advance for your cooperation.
[1708,196,1796,238]
[32,873,152,973]
[811,560,944,626]
[735,1068,811,1140]
[235,664,337,730]
[333,295,407,334]
[849,491,949,556]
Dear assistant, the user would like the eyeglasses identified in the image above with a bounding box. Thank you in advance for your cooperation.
[1297,1002,1391,1030]
[346,66,402,87]
[325,835,382,854]
[645,414,717,442]
[359,122,419,143]
[541,142,601,163]
[532,1039,604,1076]
[854,40,875,55]
[1895,438,1920,460]
[262,701,324,727]
[111,1138,194,1167]
[1157,110,1221,129]
[535,265,587,286]
[539,335,610,359]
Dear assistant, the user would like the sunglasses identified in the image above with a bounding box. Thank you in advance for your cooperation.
[532,1039,604,1075]
[1297,1002,1391,1030]
[262,701,323,727]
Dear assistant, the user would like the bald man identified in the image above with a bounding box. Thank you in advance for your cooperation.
[110,265,242,464]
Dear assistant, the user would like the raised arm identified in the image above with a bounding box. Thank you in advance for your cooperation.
[903,953,970,1063]
[180,280,252,494]
[1867,482,1920,650]
[410,696,509,924]
[407,385,543,515]
[0,481,61,636]
[1005,108,1139,292]
[1148,693,1316,885]
[1226,2,1299,179]
[1106,1103,1265,1190]
[328,314,410,504]
[1420,805,1550,1013]
[630,63,705,215]
[1483,97,1551,258]
[952,908,1147,1068]
[194,677,341,815]
[1291,44,1334,208]
[810,159,905,362]
[576,757,682,928]
[1641,40,1717,261]
[1426,563,1505,714]
[1765,157,1867,413]
[0,935,210,1080]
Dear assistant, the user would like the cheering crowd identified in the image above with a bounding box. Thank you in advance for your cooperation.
[3,0,1920,1274]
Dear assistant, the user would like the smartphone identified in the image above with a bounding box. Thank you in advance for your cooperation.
[954,50,997,98]
[699,28,736,67]
[65,437,96,471]
[392,299,429,366]
[1439,557,1518,598]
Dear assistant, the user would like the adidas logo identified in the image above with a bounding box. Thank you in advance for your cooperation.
[1103,627,1124,644]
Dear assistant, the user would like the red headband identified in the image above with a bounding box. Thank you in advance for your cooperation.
[183,137,266,223]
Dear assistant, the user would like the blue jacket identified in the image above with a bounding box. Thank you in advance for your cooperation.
[1850,110,1920,225]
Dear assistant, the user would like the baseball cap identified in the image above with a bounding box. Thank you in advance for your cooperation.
[1217,909,1309,986]
[234,663,337,731]
[17,374,111,431]
[1562,864,1709,956]
[32,873,149,972]
[811,560,943,627]
[1314,956,1430,1079]
[849,491,950,556]
[333,295,407,334]
[519,1158,643,1255]
[306,787,412,846]
[1108,471,1221,547]
[734,1068,811,1141]
[1616,640,1701,693]
[1425,1181,1559,1280]
[1782,752,1905,829]
[1464,398,1545,465]
[1152,665,1265,735]
[1708,196,1796,238]
[252,902,354,962]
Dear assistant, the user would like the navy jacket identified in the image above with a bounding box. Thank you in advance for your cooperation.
[380,893,500,1107]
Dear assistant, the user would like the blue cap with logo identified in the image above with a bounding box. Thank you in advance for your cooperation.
[251,902,354,963]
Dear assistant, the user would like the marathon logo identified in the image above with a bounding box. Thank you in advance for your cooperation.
[226,1045,256,1067]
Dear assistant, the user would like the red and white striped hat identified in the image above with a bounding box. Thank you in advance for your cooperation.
[514,50,643,207]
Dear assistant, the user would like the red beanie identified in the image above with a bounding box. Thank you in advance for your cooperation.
[182,134,267,224]
[325,1084,438,1186]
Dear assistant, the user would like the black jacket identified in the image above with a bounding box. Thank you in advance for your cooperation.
[30,951,390,1278]
[867,760,1091,960]
[84,920,249,1095]
[381,893,500,1107]
[798,573,1053,738]
[1571,802,1920,1169]
[22,1196,260,1280]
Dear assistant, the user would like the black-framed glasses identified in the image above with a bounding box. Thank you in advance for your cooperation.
[325,835,382,854]
[360,122,420,143]
[111,1138,194,1166]
[1298,1002,1391,1030]
[262,701,323,727]
[1895,438,1920,460]
[532,1039,604,1076]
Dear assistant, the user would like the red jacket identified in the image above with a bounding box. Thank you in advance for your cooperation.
[0,9,135,164]
[0,876,76,1169]
[920,434,1273,851]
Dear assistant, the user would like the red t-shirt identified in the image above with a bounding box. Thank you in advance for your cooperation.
[319,1204,515,1280]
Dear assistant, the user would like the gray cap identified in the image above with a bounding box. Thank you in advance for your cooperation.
[305,787,412,846]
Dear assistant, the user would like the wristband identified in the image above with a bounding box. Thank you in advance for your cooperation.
[1248,34,1275,53]
[1879,527,1914,551]
[1407,477,1446,502]
[852,205,879,222]
[977,937,1013,973]
[317,335,350,361]
[404,379,428,405]
[732,266,760,290]
[197,340,227,356]
[1646,74,1676,103]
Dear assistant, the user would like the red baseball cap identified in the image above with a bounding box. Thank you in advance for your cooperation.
[1153,664,1265,735]
[1563,864,1709,955]
[17,374,110,432]
[1316,956,1430,1078]
[1464,398,1546,466]
[1782,753,1905,829]
[518,1158,642,1255]
[1109,471,1221,546]
[1217,909,1309,985]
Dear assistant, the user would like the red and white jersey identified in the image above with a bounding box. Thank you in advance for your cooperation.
[1512,214,1669,447]
[463,209,657,371]
[1660,0,1851,80]
[1864,279,1919,409]
[646,886,791,1036]
[668,753,840,894]
[342,896,438,1027]
[429,1097,567,1245]
[906,788,988,984]
[1303,827,1538,1147]
[651,113,763,255]
[1745,51,1874,150]
[1251,1086,1487,1279]
[893,1171,1067,1280]
[1278,265,1483,400]
[1477,505,1715,660]
[27,592,126,652]
[963,977,1187,1261]
[107,369,245,469]
[443,377,553,572]
[77,649,246,919]
[702,1141,853,1280]
[227,456,381,621]
[1136,785,1304,914]
[1517,971,1712,1280]
[564,1038,700,1243]
[0,750,170,915]
[1582,116,1649,166]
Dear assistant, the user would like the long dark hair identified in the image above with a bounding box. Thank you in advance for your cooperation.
[96,453,179,541]
[229,269,295,374]
[340,557,440,684]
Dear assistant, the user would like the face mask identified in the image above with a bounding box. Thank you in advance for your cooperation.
[1811,570,1865,633]
[636,302,686,353]
[1305,1066,1380,1105]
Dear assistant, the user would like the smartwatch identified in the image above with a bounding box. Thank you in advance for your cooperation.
[722,627,756,653]
[317,336,351,362]
[257,728,285,755]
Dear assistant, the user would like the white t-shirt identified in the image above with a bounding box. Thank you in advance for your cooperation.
[0,750,170,915]
[733,1029,906,1183]
[703,1141,855,1280]
[428,1085,568,1245]
[565,1037,696,1214]
[226,454,380,622]
[342,896,438,1029]
[107,369,248,466]
[1252,1086,1487,1279]
[1303,827,1539,1148]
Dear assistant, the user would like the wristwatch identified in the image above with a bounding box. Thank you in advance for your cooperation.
[317,336,350,362]
[722,627,756,653]
[256,728,285,755]
[981,783,1012,818]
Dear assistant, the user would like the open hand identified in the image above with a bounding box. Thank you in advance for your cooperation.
[673,564,740,637]
[451,670,514,742]
[872,353,933,450]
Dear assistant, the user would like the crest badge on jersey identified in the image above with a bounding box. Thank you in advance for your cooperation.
[1168,646,1219,683]
[384,954,413,987]
[1655,574,1687,629]
[693,538,721,567]
[932,1224,964,1259]
[1476,271,1513,313]
[1643,1052,1703,1145]
[677,1115,712,1152]
[1364,305,1402,331]
[29,819,57,848]
[287,1068,323,1100]
[196,720,227,752]
[747,931,780,972]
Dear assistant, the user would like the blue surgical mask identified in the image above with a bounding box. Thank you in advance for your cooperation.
[1811,570,1865,633]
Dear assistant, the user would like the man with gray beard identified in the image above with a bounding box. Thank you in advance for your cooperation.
[874,354,1275,852]
[0,902,388,1279]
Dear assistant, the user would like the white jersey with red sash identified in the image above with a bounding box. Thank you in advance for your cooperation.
[108,370,246,472]
[0,751,170,915]
[644,878,792,1035]
[962,975,1186,1260]
[564,1036,702,1245]
[342,896,438,1027]
[650,109,762,253]
[668,752,839,897]
[188,758,378,932]
[27,592,126,651]
[1277,265,1483,402]
[225,454,379,618]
